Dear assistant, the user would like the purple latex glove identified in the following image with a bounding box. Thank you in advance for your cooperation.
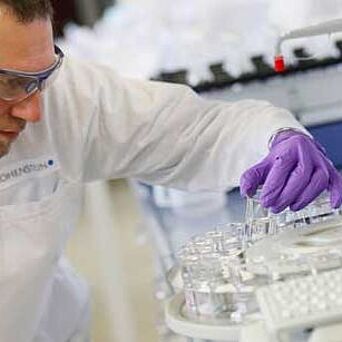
[240,130,342,213]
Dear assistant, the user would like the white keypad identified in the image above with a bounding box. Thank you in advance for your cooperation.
[257,268,342,339]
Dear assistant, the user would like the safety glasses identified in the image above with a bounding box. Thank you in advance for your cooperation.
[0,45,64,103]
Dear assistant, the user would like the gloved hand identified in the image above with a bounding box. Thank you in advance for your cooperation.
[240,130,342,213]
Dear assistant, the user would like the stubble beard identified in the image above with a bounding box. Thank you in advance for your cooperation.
[0,136,12,158]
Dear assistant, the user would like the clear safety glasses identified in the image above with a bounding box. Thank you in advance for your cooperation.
[0,45,64,103]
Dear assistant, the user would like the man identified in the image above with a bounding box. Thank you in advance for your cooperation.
[0,1,341,341]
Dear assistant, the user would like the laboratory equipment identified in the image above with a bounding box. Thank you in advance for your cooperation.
[256,267,342,342]
[165,189,342,341]
[245,190,340,240]
[274,18,342,72]
[175,226,259,321]
[246,219,342,278]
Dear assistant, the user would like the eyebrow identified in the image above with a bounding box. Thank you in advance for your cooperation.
[0,45,64,76]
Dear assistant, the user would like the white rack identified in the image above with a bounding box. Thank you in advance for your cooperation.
[165,293,261,341]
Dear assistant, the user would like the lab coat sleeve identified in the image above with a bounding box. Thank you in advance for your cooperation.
[48,59,306,191]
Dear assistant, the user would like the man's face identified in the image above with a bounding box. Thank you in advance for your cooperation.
[0,6,55,158]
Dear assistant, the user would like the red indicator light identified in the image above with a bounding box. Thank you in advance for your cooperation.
[274,55,285,73]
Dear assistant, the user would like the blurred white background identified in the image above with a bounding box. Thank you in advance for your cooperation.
[61,0,342,80]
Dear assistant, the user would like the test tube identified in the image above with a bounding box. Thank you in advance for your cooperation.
[245,189,269,223]
[181,255,200,314]
[215,223,247,253]
[244,189,279,242]
[205,231,225,253]
[199,258,230,318]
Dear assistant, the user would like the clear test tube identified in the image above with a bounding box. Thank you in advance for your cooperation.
[190,236,213,255]
[245,189,269,223]
[291,209,308,229]
[181,255,202,315]
[205,280,230,318]
[311,192,339,223]
[277,210,296,229]
[177,244,197,259]
[222,255,255,323]
[223,255,243,290]
[216,222,248,250]
[197,255,230,318]
[288,191,339,227]
[244,189,279,242]
[245,196,254,225]
[230,306,245,323]
[205,230,225,253]
[269,210,289,233]
[182,253,232,319]
[248,216,278,242]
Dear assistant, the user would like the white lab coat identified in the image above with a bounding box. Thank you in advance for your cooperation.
[0,58,305,341]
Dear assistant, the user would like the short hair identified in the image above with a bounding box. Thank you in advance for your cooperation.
[0,0,53,23]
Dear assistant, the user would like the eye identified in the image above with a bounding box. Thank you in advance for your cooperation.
[25,80,38,94]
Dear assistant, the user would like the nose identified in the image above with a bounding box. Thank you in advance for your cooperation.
[10,92,42,123]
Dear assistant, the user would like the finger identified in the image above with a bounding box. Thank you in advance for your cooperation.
[240,159,270,197]
[328,168,342,208]
[261,143,314,208]
[260,156,297,208]
[269,163,313,213]
[289,168,329,211]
